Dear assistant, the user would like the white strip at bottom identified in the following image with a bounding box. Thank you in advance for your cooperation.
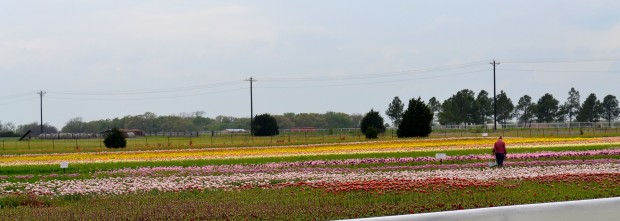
[341,197,620,221]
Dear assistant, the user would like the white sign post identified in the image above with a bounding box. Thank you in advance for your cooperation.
[482,133,488,137]
[60,161,69,173]
[435,153,447,164]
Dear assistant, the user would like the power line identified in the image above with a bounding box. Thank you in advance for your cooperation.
[0,97,37,106]
[51,80,244,95]
[500,57,620,64]
[0,92,35,100]
[502,68,620,73]
[47,88,247,101]
[256,69,487,89]
[260,60,487,82]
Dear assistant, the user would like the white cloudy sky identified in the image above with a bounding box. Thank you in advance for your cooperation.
[1,0,620,129]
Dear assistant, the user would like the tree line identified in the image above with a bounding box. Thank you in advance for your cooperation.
[385,87,620,127]
[0,111,364,136]
[2,87,618,137]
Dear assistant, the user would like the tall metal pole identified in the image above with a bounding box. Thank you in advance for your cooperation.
[490,60,499,131]
[37,90,46,135]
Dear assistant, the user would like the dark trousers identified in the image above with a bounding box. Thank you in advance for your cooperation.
[495,153,506,166]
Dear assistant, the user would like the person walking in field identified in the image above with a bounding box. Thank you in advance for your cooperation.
[493,136,507,167]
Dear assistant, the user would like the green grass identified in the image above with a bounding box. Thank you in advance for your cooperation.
[0,178,618,220]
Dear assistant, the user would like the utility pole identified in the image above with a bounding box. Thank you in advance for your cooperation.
[244,77,257,141]
[37,90,46,135]
[490,60,500,131]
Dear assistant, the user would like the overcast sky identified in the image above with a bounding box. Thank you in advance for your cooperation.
[1,0,620,129]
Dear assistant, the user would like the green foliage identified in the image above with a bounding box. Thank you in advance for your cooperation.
[324,112,353,129]
[0,131,18,137]
[397,97,433,137]
[565,87,581,123]
[515,95,535,125]
[535,93,559,123]
[473,90,492,124]
[385,97,404,127]
[427,97,441,113]
[61,117,88,133]
[360,109,386,136]
[103,127,127,148]
[16,123,58,136]
[601,95,620,126]
[576,93,602,122]
[556,104,569,122]
[438,89,475,125]
[251,114,279,136]
[57,111,367,133]
[496,90,514,124]
[364,127,379,139]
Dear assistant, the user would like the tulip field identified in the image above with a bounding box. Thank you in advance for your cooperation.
[1,136,620,220]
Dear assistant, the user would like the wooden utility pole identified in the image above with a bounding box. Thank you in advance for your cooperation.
[37,90,46,135]
[490,60,500,131]
[245,77,257,142]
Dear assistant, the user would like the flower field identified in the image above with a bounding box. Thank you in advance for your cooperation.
[1,137,617,166]
[1,136,620,220]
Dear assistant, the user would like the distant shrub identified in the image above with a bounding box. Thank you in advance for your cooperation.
[0,131,19,137]
[365,126,379,139]
[360,109,386,138]
[104,127,127,148]
[397,97,433,138]
[252,114,279,136]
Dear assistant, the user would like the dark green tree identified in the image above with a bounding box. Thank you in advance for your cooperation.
[427,97,442,126]
[61,117,87,133]
[104,127,127,148]
[535,93,559,123]
[397,97,433,137]
[428,97,442,113]
[601,95,620,127]
[0,121,18,137]
[564,87,580,125]
[473,90,492,125]
[556,104,569,122]
[360,109,386,138]
[495,90,514,124]
[514,95,535,126]
[251,114,279,136]
[576,93,602,122]
[385,97,404,127]
[438,89,475,125]
[324,112,353,129]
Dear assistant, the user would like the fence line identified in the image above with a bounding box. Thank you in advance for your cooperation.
[434,121,620,130]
